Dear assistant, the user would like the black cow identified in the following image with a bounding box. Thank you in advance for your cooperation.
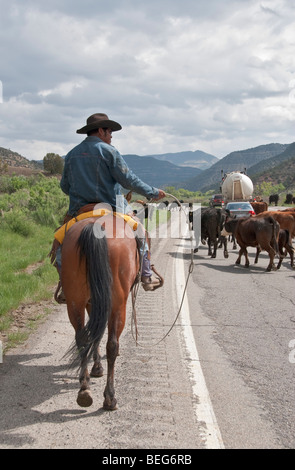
[269,194,279,205]
[224,215,280,271]
[284,193,293,204]
[194,207,228,258]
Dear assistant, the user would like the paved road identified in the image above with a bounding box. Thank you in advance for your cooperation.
[1,208,295,450]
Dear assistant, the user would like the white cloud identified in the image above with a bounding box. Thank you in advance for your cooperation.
[0,0,294,162]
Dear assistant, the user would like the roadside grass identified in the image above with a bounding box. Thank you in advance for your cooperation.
[0,223,58,350]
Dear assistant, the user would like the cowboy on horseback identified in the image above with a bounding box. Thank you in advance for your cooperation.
[53,113,165,302]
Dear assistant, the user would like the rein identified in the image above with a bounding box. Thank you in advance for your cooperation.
[131,193,195,348]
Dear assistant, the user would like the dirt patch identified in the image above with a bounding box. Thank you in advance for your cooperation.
[6,166,41,176]
[0,286,58,352]
[23,261,45,275]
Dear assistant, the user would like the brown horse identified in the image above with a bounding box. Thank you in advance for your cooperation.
[61,212,141,410]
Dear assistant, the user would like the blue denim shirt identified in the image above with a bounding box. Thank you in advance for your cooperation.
[60,136,160,216]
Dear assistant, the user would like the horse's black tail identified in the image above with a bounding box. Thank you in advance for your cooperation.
[72,222,113,368]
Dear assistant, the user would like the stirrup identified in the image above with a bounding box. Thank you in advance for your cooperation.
[141,265,164,292]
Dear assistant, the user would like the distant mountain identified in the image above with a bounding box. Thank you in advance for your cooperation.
[180,143,290,192]
[123,154,202,188]
[143,150,218,170]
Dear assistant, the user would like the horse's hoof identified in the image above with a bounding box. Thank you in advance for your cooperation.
[103,397,118,411]
[77,390,93,407]
[90,364,104,377]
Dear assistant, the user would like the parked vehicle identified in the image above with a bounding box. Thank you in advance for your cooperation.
[225,201,255,218]
[210,194,224,207]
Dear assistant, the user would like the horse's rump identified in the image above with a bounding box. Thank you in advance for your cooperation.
[61,215,140,368]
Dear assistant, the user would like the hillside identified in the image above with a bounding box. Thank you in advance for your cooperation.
[251,143,295,190]
[180,143,290,191]
[248,142,295,178]
[0,147,42,170]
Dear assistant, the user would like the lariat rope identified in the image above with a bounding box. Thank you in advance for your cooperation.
[131,193,195,347]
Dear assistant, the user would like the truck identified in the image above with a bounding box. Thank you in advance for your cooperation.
[221,170,254,203]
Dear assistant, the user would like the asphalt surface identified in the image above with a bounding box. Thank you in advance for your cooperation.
[186,225,295,448]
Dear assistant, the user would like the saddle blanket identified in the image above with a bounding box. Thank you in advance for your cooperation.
[54,208,139,244]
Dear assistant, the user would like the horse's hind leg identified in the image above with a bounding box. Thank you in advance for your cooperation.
[75,329,93,408]
[77,364,93,407]
[83,302,104,378]
[65,302,93,407]
[103,305,126,411]
[103,330,119,410]
[90,343,104,378]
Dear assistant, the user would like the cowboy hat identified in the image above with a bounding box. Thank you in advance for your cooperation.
[76,113,122,134]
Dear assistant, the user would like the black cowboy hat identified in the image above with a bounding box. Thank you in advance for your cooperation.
[76,113,122,134]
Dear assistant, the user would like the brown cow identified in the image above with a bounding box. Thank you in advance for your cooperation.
[280,208,295,212]
[224,215,280,271]
[277,229,294,269]
[254,229,294,269]
[251,201,268,214]
[255,210,295,243]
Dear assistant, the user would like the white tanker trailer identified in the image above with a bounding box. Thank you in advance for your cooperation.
[221,171,254,203]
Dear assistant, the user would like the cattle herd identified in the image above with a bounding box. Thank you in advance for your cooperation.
[193,202,295,272]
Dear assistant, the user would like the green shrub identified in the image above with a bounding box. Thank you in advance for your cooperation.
[1,211,35,237]
[0,175,30,194]
[32,207,60,228]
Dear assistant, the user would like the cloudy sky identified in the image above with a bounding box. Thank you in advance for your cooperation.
[0,0,294,161]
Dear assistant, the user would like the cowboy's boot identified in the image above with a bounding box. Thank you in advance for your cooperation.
[141,252,164,291]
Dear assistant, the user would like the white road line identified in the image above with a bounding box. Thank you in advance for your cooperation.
[174,232,225,449]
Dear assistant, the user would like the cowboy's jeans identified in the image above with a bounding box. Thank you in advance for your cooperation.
[56,245,62,271]
[141,251,152,278]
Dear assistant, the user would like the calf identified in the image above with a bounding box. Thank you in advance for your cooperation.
[225,215,280,271]
[251,201,268,214]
